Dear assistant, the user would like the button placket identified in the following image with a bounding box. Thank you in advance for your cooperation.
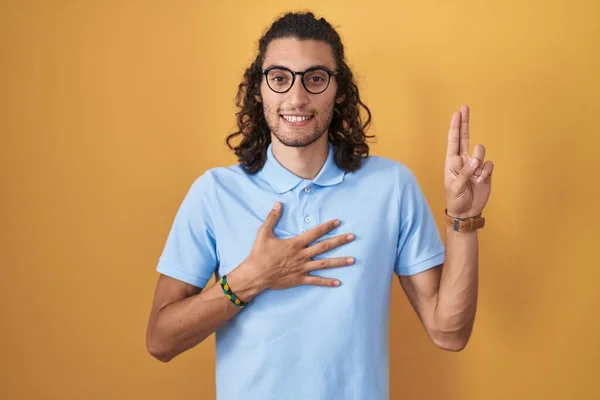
[297,182,308,232]
[303,183,318,230]
[299,182,315,231]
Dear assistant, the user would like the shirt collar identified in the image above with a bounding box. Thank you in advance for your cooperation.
[260,141,346,194]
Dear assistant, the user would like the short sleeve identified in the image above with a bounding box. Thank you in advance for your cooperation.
[394,165,445,276]
[156,171,218,288]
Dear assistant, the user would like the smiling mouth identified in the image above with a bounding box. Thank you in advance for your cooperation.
[280,114,314,126]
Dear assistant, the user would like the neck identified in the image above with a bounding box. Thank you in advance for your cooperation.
[270,134,329,180]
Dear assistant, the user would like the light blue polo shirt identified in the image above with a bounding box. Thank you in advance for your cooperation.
[156,141,445,400]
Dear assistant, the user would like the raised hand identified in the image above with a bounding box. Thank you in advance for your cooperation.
[242,202,356,292]
[444,105,494,219]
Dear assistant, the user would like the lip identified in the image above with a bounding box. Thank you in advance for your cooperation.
[280,114,314,127]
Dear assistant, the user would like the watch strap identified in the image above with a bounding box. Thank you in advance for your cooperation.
[444,210,485,232]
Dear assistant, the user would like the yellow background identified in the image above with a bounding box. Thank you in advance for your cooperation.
[1,0,598,399]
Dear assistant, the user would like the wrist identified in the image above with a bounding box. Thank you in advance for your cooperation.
[445,224,478,237]
[445,209,481,220]
[224,260,265,303]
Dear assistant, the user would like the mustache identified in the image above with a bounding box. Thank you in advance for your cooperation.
[278,108,316,114]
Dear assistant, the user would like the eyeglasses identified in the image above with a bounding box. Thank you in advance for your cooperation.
[261,66,339,94]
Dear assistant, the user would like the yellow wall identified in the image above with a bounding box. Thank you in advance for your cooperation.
[1,0,598,399]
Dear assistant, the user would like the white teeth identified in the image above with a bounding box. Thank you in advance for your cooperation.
[282,115,312,122]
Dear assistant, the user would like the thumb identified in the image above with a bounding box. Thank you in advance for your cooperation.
[259,202,282,236]
[454,157,479,188]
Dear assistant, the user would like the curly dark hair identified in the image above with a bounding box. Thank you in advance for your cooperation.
[225,11,374,174]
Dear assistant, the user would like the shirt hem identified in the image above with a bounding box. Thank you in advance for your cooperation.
[156,263,211,288]
[395,251,445,276]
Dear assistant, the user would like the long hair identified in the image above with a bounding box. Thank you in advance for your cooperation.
[226,11,374,174]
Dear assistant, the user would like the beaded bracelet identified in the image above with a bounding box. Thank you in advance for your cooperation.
[219,275,248,308]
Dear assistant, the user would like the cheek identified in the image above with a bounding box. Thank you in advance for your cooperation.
[262,101,278,118]
[316,98,336,118]
[260,91,280,116]
[262,102,282,127]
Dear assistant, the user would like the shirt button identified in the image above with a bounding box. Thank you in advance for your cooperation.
[304,216,311,224]
[304,186,311,193]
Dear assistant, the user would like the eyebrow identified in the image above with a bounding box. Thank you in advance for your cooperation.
[262,64,335,71]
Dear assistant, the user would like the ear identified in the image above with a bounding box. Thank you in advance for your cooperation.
[335,95,345,104]
[254,94,262,103]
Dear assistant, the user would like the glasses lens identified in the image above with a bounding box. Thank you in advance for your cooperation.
[266,68,293,93]
[303,69,330,93]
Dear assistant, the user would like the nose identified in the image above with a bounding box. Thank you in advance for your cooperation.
[285,75,310,108]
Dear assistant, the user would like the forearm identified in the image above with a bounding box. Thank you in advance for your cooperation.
[434,227,479,334]
[147,263,263,362]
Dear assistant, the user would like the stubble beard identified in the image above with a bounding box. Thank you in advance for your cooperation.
[263,103,335,148]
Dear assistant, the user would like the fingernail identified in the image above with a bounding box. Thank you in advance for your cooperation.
[333,280,341,286]
[273,202,280,210]
[334,220,341,226]
[346,257,354,264]
[347,234,355,240]
[469,157,479,168]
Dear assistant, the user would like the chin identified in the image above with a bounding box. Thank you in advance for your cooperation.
[273,130,327,148]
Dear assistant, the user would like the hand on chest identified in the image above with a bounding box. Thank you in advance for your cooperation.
[215,185,399,279]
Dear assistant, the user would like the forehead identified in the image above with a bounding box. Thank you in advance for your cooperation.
[262,37,336,71]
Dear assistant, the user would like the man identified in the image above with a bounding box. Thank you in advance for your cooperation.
[146,11,494,400]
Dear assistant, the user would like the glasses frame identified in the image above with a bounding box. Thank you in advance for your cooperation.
[261,66,340,94]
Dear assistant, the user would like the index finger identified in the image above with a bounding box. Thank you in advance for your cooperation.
[459,105,470,156]
[295,219,341,247]
[446,111,461,157]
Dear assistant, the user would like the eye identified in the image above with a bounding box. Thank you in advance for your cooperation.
[271,75,289,82]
